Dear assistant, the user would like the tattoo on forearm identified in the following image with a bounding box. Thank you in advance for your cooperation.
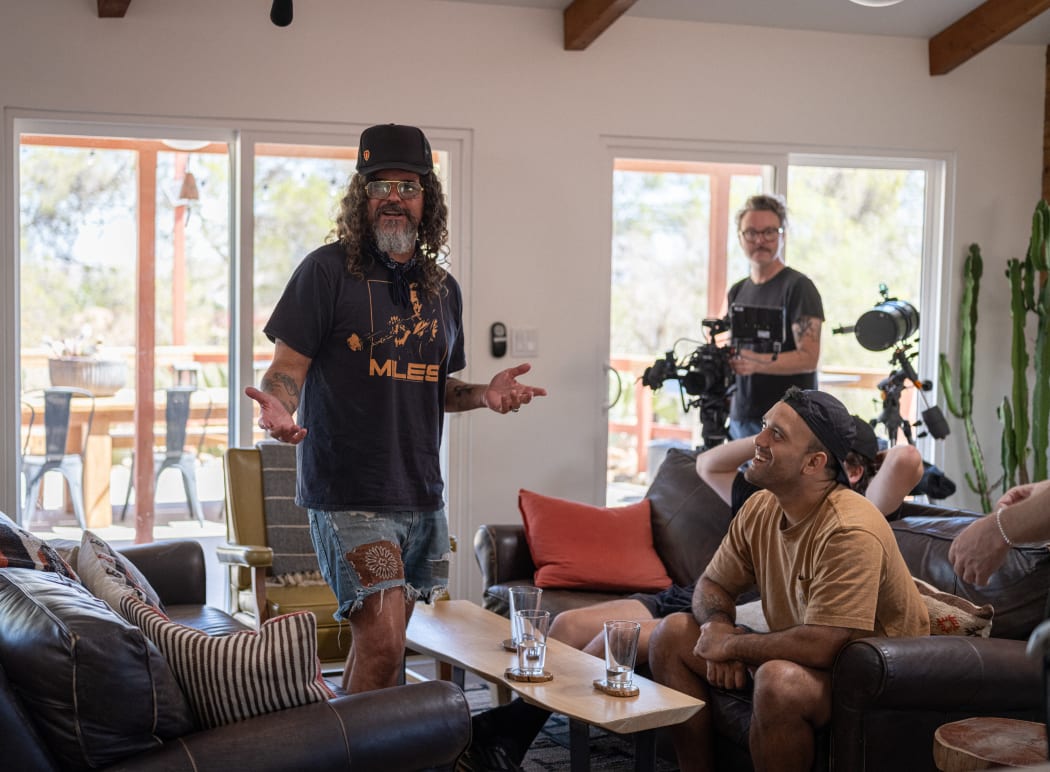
[262,372,300,415]
[695,586,735,626]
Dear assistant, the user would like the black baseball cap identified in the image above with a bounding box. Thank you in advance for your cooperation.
[850,416,879,462]
[356,124,433,176]
[781,387,855,485]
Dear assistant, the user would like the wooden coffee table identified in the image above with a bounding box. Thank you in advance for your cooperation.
[406,599,704,771]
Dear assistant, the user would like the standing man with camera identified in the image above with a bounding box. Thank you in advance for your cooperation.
[727,194,823,438]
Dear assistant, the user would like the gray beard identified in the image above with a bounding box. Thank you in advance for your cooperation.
[374,221,418,256]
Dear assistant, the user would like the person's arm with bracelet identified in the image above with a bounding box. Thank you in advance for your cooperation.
[949,479,1050,585]
[696,437,757,505]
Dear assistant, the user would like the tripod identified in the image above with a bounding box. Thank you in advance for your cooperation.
[873,343,944,446]
[874,367,914,446]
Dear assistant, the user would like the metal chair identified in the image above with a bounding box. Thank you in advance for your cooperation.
[121,386,212,526]
[21,387,95,530]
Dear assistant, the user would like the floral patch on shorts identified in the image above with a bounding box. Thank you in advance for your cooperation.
[345,539,404,587]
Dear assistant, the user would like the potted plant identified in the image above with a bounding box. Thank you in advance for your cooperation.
[45,327,127,397]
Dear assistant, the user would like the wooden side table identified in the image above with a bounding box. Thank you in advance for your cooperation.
[934,717,1047,770]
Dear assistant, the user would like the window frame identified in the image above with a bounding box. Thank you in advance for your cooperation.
[2,111,472,573]
[599,135,952,502]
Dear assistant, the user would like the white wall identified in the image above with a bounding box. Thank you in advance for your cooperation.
[1,0,1043,604]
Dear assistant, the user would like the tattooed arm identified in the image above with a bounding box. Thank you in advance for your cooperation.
[244,340,311,444]
[729,315,822,376]
[692,575,738,627]
[445,363,548,414]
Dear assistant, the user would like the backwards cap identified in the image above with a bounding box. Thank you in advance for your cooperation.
[781,387,855,486]
[850,416,879,462]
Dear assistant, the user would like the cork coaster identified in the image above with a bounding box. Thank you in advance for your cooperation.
[593,678,640,697]
[501,638,517,652]
[505,667,554,683]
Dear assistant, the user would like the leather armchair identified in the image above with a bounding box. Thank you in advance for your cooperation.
[219,446,351,663]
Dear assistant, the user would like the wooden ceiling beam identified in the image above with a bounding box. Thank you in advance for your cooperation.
[929,0,1050,76]
[98,0,132,18]
[564,0,637,51]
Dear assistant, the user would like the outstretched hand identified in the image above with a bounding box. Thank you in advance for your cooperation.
[245,386,307,445]
[483,363,548,415]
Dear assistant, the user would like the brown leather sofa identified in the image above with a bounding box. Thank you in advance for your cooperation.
[1,538,470,772]
[473,448,1050,771]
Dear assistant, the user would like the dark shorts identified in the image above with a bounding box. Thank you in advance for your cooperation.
[631,582,696,618]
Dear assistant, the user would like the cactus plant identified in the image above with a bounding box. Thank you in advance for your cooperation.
[939,244,994,511]
[1000,199,1050,487]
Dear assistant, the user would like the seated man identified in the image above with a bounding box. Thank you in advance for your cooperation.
[648,388,929,772]
[459,413,922,771]
[549,416,922,660]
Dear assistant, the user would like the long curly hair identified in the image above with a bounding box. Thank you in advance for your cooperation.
[329,172,450,297]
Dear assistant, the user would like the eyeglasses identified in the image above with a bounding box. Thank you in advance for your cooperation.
[365,180,424,200]
[739,227,784,243]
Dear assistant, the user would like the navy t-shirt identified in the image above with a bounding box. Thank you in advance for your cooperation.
[264,243,466,512]
[727,266,823,422]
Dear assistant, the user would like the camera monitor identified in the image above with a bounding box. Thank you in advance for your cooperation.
[729,304,786,346]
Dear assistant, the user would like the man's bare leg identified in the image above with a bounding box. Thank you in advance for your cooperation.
[548,598,653,651]
[749,660,832,772]
[344,587,408,693]
[577,617,662,666]
[647,612,715,772]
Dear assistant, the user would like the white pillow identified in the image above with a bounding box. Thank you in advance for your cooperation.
[77,530,162,612]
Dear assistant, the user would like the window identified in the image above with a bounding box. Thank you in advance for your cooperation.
[7,118,467,554]
[17,132,231,533]
[606,148,945,504]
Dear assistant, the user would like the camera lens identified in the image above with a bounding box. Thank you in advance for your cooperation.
[855,300,919,351]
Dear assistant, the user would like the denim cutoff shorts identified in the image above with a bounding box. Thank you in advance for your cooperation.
[308,507,450,620]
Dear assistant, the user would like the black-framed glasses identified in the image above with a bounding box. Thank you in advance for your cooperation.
[739,227,784,243]
[365,180,424,200]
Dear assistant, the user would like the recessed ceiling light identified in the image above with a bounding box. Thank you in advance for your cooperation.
[849,0,903,6]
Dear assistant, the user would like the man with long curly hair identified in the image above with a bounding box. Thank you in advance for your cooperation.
[247,124,546,693]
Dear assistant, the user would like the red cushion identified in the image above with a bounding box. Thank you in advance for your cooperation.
[518,489,672,592]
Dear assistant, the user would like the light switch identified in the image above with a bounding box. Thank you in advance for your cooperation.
[511,327,539,357]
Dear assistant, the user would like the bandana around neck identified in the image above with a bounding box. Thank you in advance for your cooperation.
[370,242,418,307]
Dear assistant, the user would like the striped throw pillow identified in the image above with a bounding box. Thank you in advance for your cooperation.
[120,596,334,729]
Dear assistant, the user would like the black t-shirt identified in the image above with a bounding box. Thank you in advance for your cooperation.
[264,243,466,511]
[727,266,824,422]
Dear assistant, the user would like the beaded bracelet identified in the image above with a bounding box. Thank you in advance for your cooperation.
[995,506,1016,547]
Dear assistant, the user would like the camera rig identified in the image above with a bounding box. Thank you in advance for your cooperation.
[641,304,785,450]
[833,284,949,446]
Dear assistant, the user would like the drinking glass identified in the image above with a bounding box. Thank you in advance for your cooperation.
[516,609,550,676]
[604,620,642,690]
[508,585,543,646]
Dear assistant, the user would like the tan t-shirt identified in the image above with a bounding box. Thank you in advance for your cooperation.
[706,487,928,637]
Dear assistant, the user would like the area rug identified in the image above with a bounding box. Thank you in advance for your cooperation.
[462,680,679,771]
